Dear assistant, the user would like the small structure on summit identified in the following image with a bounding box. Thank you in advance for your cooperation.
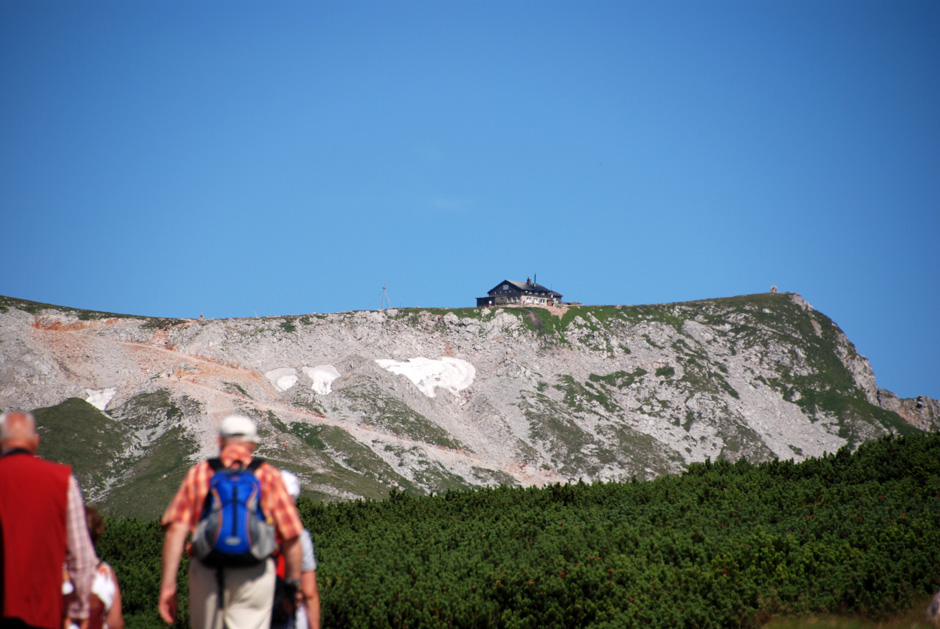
[476,276,563,307]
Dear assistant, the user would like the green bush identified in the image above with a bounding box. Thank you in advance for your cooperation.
[102,434,940,628]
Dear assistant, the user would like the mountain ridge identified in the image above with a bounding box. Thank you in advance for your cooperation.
[1,292,936,519]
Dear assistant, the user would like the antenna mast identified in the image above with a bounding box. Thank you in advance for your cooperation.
[381,282,391,310]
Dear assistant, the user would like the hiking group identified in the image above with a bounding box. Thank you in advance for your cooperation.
[1,410,320,629]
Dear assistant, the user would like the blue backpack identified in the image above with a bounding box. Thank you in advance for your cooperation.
[192,458,277,567]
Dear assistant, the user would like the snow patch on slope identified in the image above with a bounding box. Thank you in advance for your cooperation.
[375,357,475,398]
[85,387,116,411]
[303,365,341,395]
[265,368,298,392]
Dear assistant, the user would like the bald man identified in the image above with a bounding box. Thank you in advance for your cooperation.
[0,410,98,629]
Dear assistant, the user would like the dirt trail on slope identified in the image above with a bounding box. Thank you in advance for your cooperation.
[27,316,564,486]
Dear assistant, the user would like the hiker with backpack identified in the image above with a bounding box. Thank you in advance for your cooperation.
[271,470,320,629]
[158,415,304,629]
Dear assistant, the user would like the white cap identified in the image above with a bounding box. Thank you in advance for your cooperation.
[219,415,259,443]
[280,469,301,500]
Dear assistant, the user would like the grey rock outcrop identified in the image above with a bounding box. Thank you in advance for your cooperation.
[0,292,933,516]
[878,389,940,431]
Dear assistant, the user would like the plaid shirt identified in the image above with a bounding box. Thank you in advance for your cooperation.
[161,443,303,543]
[66,474,99,618]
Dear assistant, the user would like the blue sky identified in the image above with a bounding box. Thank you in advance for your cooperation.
[1,1,937,400]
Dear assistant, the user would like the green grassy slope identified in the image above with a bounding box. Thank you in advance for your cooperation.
[34,397,131,496]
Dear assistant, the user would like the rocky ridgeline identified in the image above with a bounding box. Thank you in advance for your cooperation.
[0,293,936,517]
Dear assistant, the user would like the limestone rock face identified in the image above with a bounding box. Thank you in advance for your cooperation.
[878,389,940,431]
[0,292,932,516]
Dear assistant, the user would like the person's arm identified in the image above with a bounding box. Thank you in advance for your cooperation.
[302,570,320,629]
[266,465,304,583]
[106,567,124,629]
[279,535,305,626]
[158,521,189,624]
[280,535,303,582]
[297,529,320,629]
[65,476,98,624]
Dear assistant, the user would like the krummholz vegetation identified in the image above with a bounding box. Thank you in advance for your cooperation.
[97,433,940,628]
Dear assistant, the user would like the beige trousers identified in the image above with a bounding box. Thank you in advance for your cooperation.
[189,558,275,629]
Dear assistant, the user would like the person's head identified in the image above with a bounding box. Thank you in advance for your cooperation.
[280,469,301,503]
[85,505,106,545]
[218,414,260,451]
[0,410,39,454]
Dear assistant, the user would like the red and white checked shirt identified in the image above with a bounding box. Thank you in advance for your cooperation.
[161,443,303,543]
[65,474,98,618]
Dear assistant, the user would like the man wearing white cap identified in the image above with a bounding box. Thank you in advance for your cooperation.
[158,415,303,629]
[274,470,320,629]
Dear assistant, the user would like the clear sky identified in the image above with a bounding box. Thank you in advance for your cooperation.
[1,1,937,400]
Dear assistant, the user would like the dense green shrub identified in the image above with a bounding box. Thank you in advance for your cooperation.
[101,433,940,628]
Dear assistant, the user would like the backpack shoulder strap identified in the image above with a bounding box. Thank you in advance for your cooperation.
[208,457,224,472]
[247,458,264,472]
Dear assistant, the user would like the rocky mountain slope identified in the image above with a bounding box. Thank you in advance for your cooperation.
[1,293,936,519]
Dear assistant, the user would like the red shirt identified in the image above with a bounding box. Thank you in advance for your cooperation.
[0,451,87,628]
